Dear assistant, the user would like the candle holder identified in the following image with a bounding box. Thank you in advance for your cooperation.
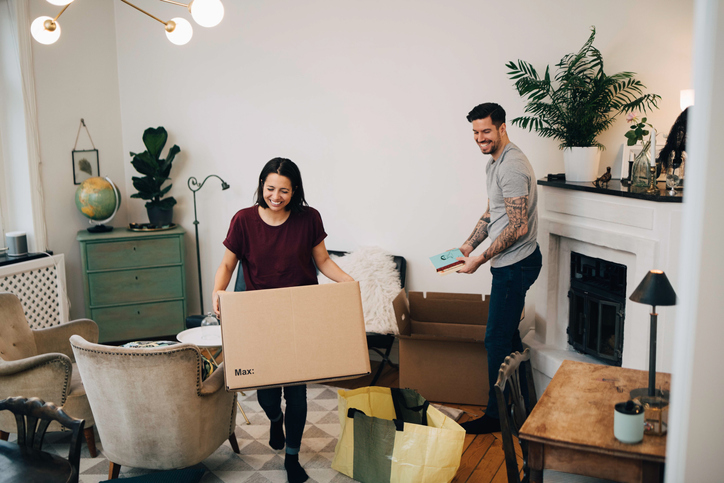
[646,165,659,193]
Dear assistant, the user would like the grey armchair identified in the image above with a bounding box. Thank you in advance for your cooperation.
[0,292,99,457]
[70,335,239,480]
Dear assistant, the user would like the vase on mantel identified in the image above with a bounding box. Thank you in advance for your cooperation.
[563,147,601,182]
[631,140,652,188]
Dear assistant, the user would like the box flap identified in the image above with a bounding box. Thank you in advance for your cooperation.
[391,289,411,336]
[409,291,488,325]
[219,282,370,391]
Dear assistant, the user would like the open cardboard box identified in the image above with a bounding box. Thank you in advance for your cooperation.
[393,289,490,405]
[218,281,370,391]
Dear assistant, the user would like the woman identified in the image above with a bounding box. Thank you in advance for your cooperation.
[212,157,353,483]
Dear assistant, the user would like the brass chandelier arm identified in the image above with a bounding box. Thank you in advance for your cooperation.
[158,0,190,8]
[53,3,71,22]
[119,0,169,27]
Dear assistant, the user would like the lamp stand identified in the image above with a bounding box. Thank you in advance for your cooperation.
[185,175,230,327]
[630,307,669,401]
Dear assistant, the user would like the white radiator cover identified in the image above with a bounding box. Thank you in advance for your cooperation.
[0,254,68,328]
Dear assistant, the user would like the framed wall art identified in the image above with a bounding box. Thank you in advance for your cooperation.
[72,149,99,185]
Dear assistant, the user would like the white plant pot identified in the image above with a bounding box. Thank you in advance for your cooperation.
[563,147,602,182]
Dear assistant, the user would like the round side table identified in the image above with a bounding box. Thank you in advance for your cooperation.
[177,326,250,425]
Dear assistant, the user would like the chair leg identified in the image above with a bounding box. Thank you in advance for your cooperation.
[229,432,240,454]
[108,462,121,480]
[0,431,8,441]
[236,394,250,425]
[370,337,396,386]
[84,427,98,457]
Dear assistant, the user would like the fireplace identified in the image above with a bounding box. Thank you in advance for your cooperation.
[524,182,682,393]
[567,252,626,366]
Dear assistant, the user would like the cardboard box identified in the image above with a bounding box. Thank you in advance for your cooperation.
[219,281,370,391]
[393,290,489,405]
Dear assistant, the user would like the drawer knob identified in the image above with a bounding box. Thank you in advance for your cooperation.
[133,246,136,251]
[137,311,141,315]
[135,276,138,280]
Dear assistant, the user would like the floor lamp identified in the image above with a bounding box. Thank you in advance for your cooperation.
[185,174,229,328]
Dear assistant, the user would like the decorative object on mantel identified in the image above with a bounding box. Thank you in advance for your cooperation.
[624,113,662,189]
[130,126,179,228]
[593,167,611,188]
[75,176,122,232]
[659,107,689,195]
[186,174,230,323]
[31,0,224,46]
[72,119,99,185]
[628,269,677,435]
[506,26,660,182]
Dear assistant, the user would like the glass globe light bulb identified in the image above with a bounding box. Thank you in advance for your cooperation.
[190,0,224,28]
[46,0,74,5]
[165,17,193,45]
[31,16,61,45]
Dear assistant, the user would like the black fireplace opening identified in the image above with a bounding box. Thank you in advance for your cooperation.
[567,252,627,366]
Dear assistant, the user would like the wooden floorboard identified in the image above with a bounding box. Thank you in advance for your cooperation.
[327,360,516,483]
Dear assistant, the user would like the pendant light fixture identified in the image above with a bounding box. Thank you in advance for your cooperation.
[31,0,224,46]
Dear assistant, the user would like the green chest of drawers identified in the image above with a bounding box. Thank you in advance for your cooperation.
[77,227,187,343]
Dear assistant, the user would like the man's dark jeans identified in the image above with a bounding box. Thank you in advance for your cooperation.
[484,245,542,419]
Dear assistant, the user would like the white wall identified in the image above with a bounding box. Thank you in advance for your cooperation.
[105,0,694,317]
[29,1,693,320]
[30,0,126,318]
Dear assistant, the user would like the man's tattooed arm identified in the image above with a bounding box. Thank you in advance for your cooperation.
[480,195,529,263]
[463,201,491,251]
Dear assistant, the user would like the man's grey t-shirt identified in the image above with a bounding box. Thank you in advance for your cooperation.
[485,142,538,268]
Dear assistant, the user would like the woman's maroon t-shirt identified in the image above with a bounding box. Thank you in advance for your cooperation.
[222,206,327,291]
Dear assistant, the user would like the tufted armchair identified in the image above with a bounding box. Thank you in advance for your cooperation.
[70,335,240,480]
[0,292,99,457]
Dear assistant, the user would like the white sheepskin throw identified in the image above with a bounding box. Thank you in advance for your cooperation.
[318,246,401,334]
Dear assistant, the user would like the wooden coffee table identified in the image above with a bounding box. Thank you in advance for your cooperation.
[519,360,669,483]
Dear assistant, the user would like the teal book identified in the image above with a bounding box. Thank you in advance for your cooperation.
[429,249,465,274]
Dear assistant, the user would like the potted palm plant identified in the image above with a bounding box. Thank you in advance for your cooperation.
[506,27,661,181]
[130,126,179,227]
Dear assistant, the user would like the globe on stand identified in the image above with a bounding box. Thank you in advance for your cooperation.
[75,177,121,233]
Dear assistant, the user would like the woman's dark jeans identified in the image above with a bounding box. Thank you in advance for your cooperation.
[257,384,307,451]
[484,245,542,419]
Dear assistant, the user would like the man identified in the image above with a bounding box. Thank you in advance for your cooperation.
[457,102,542,434]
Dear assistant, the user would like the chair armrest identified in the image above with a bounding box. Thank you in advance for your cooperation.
[0,353,73,406]
[33,319,99,361]
[0,352,72,376]
[199,362,226,395]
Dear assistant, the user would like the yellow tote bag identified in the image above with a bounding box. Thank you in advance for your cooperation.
[332,386,465,483]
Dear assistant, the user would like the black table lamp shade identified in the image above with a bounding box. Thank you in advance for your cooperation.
[629,269,677,401]
[629,270,677,306]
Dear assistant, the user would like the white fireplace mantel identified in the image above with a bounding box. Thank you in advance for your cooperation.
[525,182,683,391]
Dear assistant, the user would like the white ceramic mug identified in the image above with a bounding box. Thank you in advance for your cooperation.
[614,400,644,444]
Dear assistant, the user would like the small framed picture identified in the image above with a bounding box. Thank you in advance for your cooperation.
[72,149,99,185]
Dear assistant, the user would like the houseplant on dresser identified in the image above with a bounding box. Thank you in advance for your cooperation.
[130,126,179,227]
[506,27,660,181]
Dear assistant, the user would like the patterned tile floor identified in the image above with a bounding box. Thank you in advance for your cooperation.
[27,385,355,482]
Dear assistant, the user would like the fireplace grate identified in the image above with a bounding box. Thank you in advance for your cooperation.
[567,252,626,366]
